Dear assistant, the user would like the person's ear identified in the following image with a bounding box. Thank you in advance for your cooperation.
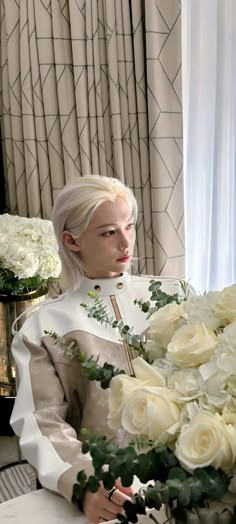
[62,231,80,252]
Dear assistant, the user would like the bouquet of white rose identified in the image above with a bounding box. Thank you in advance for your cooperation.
[51,281,236,524]
[0,213,61,296]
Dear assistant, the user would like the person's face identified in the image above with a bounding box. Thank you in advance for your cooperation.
[63,197,136,279]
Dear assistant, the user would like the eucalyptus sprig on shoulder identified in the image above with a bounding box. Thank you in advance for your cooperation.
[44,330,125,389]
[72,432,231,524]
[80,291,150,362]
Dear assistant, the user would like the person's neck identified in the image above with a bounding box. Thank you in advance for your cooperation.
[83,272,123,280]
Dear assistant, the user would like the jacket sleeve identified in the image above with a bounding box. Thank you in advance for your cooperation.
[10,330,94,504]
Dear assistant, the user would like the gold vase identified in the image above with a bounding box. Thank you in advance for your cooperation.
[0,288,47,396]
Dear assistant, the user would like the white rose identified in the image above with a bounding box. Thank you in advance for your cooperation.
[179,399,218,431]
[176,411,236,473]
[108,374,142,430]
[132,356,166,387]
[148,302,186,352]
[167,323,217,367]
[214,285,236,324]
[121,386,180,443]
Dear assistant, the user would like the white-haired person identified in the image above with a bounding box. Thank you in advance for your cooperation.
[11,175,177,523]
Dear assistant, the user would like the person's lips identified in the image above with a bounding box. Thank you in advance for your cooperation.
[117,255,131,262]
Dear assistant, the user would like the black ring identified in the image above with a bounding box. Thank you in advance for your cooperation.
[108,487,118,500]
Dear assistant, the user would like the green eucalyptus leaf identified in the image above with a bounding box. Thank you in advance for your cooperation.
[135,453,153,483]
[133,493,146,514]
[177,484,191,506]
[100,379,112,389]
[118,445,137,461]
[87,475,100,493]
[183,476,203,505]
[123,500,139,523]
[101,368,113,381]
[72,483,84,500]
[148,281,162,292]
[76,470,87,485]
[106,441,119,454]
[168,467,187,482]
[134,300,150,313]
[150,446,178,483]
[121,325,130,334]
[91,447,106,469]
[144,486,163,510]
[194,467,229,500]
[120,470,134,488]
[81,441,90,454]
[116,515,127,522]
[166,477,183,499]
[101,471,115,490]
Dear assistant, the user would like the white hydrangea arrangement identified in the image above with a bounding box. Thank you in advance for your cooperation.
[0,213,61,296]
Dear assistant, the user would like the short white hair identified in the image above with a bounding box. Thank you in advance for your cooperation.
[52,175,138,290]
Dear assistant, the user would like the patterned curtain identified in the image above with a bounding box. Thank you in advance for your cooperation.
[0,0,184,278]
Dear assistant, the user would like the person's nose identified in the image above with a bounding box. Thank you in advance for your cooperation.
[119,231,129,251]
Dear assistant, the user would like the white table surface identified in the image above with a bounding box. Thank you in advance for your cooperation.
[0,488,167,523]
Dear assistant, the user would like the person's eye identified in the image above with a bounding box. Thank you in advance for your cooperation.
[126,223,135,230]
[101,230,116,237]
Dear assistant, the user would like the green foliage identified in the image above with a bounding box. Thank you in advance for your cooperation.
[134,280,189,318]
[80,291,151,361]
[72,433,231,524]
[0,267,46,295]
[193,467,229,501]
[45,330,125,389]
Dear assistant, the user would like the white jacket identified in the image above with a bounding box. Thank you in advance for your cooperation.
[11,273,181,503]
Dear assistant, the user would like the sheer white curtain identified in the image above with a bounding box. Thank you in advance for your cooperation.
[182,0,236,292]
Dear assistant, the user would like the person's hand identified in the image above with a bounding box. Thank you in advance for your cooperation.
[82,483,133,524]
[114,478,135,496]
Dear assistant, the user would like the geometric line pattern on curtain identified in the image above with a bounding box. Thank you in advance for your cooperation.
[146,0,185,277]
[0,0,184,278]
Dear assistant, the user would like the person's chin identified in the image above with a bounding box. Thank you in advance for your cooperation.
[116,259,131,272]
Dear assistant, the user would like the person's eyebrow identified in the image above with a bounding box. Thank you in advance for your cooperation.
[95,223,115,230]
[95,216,133,230]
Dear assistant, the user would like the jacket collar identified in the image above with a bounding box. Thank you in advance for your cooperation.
[78,272,131,297]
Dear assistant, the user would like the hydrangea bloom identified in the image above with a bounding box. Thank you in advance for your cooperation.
[0,214,61,293]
